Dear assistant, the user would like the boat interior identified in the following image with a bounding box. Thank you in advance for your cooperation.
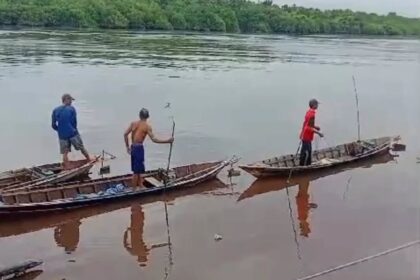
[0,161,222,205]
[260,137,391,168]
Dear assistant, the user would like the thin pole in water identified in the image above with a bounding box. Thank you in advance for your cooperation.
[163,107,176,280]
[295,240,420,280]
[285,142,304,260]
[352,75,361,142]
[286,141,302,184]
[165,119,176,188]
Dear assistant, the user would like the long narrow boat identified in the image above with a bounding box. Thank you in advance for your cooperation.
[0,159,96,190]
[0,178,228,235]
[238,153,397,202]
[239,136,400,178]
[0,158,235,215]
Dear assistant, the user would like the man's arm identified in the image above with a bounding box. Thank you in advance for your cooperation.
[51,109,58,131]
[71,107,77,130]
[147,125,173,144]
[124,123,133,153]
[308,117,323,137]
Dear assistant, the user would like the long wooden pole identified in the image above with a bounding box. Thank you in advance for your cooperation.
[352,75,361,142]
[163,117,175,279]
[164,120,176,188]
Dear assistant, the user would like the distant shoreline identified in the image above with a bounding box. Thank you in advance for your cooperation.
[0,0,419,36]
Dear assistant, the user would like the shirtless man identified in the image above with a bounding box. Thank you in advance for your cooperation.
[124,108,173,189]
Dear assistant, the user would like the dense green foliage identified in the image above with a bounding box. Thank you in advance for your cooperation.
[0,0,419,35]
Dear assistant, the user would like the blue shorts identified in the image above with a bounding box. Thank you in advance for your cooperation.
[131,143,145,174]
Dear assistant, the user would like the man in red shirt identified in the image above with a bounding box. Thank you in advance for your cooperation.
[299,99,324,166]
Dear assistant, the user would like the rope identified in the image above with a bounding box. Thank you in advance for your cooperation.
[285,184,302,260]
[295,240,420,280]
[285,142,305,259]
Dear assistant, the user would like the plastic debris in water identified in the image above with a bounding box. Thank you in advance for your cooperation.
[214,234,223,241]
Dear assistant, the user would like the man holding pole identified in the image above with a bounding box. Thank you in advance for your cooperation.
[124,108,174,189]
[299,99,324,166]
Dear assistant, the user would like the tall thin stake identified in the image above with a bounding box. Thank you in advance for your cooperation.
[352,75,361,142]
[164,120,176,189]
[163,116,175,280]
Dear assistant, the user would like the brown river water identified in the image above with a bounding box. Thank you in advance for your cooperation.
[0,30,419,280]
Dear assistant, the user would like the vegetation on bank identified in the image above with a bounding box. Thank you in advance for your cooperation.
[0,0,419,35]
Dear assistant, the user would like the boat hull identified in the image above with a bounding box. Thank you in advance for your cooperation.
[0,159,94,190]
[240,137,396,178]
[0,158,234,215]
[0,159,97,192]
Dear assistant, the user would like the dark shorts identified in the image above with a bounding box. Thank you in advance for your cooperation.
[59,134,85,154]
[131,143,145,174]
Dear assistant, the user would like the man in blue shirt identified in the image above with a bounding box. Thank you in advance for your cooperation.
[52,94,91,166]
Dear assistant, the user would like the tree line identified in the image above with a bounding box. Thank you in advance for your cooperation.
[0,0,419,35]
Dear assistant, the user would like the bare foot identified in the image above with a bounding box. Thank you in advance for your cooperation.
[133,185,146,191]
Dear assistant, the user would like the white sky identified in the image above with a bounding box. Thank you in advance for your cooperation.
[273,0,420,17]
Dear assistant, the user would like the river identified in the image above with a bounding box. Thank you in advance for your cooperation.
[0,30,419,280]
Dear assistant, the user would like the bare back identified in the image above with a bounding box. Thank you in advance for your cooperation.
[125,118,171,150]
[130,120,149,144]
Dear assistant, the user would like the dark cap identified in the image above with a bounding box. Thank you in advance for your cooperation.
[62,93,75,102]
[139,108,149,119]
[309,98,319,108]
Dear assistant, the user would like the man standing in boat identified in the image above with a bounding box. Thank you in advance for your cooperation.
[124,108,173,189]
[51,94,91,167]
[299,99,324,166]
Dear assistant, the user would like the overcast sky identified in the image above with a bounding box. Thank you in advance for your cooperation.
[273,0,420,17]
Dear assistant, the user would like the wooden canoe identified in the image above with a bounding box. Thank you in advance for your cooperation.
[0,158,99,192]
[239,136,400,178]
[238,152,397,202]
[0,159,96,190]
[0,178,228,234]
[0,158,235,214]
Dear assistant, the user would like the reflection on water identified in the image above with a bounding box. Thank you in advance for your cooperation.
[54,220,81,254]
[124,205,169,267]
[0,30,418,70]
[0,28,418,280]
[0,178,228,269]
[239,153,399,261]
[296,179,314,238]
[123,205,148,266]
[239,153,398,238]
